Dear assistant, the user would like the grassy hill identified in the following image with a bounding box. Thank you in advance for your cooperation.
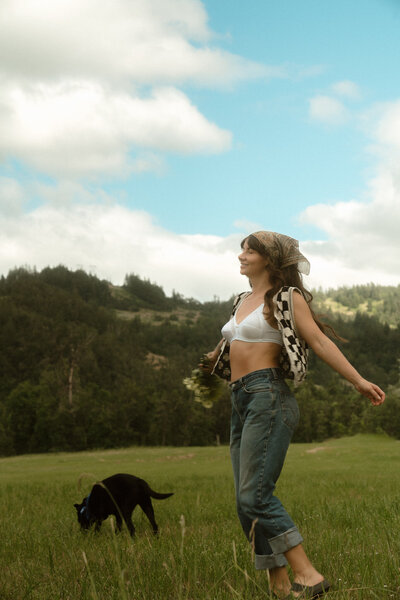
[0,435,398,599]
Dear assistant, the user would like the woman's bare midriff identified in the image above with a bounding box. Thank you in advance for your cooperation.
[229,340,282,382]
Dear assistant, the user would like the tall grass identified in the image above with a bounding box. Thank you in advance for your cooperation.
[0,435,399,599]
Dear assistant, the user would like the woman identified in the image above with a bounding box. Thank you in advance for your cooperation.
[204,231,385,599]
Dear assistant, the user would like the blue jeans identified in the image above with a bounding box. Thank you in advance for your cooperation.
[230,368,303,570]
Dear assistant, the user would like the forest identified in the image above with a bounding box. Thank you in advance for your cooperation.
[0,266,399,456]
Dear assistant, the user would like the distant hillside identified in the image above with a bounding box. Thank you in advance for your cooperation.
[313,284,400,327]
[110,278,400,328]
[0,266,399,455]
[110,276,400,328]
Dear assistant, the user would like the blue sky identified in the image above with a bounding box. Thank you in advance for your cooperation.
[105,0,400,239]
[0,0,399,299]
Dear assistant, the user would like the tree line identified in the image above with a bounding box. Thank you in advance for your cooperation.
[0,266,399,456]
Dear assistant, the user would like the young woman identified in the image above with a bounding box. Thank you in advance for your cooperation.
[204,231,385,599]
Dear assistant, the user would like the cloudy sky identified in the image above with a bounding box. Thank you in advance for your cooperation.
[1,0,399,300]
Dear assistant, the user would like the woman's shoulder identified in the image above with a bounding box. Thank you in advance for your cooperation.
[232,290,251,304]
[273,286,304,302]
[231,291,251,314]
[233,290,251,301]
[273,286,309,323]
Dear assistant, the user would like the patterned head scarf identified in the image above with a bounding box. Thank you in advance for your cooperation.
[250,231,310,275]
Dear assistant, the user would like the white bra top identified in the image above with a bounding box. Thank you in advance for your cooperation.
[221,303,283,345]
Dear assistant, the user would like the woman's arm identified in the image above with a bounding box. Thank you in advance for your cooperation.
[293,292,385,406]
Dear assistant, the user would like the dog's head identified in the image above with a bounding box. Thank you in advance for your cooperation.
[74,494,94,530]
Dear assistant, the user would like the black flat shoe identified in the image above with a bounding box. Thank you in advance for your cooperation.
[291,579,330,599]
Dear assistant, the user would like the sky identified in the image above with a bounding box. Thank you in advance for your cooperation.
[1,0,399,301]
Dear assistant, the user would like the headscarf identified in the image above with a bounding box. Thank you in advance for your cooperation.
[250,231,310,275]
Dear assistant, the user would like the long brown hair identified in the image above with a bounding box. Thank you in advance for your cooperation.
[242,235,344,340]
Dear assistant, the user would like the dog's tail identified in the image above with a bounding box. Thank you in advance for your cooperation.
[148,488,174,500]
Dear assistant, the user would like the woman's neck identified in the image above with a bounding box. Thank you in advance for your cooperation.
[248,274,272,297]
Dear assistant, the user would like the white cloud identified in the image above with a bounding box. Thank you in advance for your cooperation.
[0,182,246,300]
[331,80,361,100]
[2,98,399,300]
[0,177,27,216]
[0,0,271,87]
[232,219,263,234]
[309,95,348,125]
[373,100,400,156]
[0,145,399,300]
[0,0,278,178]
[0,82,231,178]
[309,80,361,127]
[299,99,400,289]
[300,190,400,284]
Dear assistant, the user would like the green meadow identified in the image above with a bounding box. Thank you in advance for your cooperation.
[0,435,399,600]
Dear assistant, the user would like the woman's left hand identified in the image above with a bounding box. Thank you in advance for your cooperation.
[354,378,385,405]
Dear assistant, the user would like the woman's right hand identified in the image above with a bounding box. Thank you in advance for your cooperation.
[199,351,217,373]
[199,339,224,372]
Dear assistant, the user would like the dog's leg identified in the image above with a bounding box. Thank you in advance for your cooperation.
[116,510,135,536]
[94,520,102,532]
[139,499,158,534]
[115,513,123,532]
[124,516,136,537]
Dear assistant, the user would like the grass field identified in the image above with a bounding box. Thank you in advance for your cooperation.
[0,434,399,600]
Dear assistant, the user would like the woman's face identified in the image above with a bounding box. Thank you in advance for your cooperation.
[238,239,269,277]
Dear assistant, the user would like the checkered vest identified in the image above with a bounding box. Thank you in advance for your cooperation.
[212,286,308,384]
[273,286,308,384]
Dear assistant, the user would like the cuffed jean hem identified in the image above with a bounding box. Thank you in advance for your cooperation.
[254,527,303,570]
[269,526,303,555]
[255,552,288,570]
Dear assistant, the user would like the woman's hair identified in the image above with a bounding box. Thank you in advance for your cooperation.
[242,234,344,340]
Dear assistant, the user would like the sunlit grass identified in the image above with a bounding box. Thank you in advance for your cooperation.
[0,435,399,599]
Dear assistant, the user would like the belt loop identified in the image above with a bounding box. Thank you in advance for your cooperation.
[272,367,280,380]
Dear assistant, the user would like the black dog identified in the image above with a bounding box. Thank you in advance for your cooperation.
[74,473,173,536]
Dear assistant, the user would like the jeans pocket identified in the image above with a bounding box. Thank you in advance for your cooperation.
[243,380,273,394]
[279,391,300,431]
